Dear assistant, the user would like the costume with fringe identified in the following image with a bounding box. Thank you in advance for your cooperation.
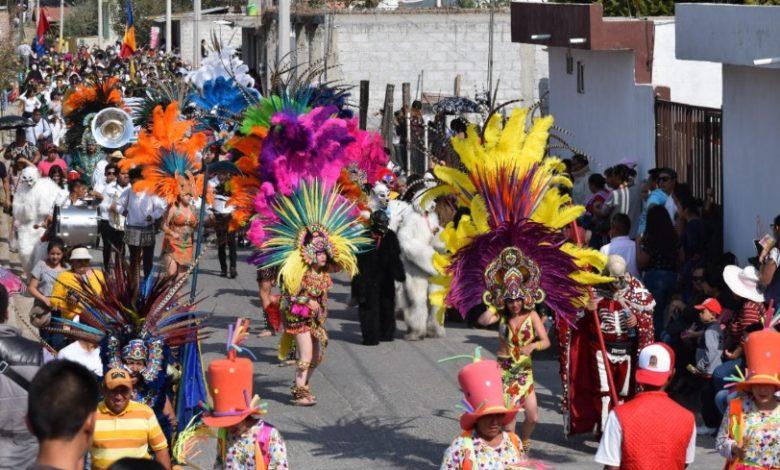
[256,180,370,360]
[424,108,611,430]
[43,257,209,442]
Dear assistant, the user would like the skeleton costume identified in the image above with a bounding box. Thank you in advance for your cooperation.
[561,255,655,435]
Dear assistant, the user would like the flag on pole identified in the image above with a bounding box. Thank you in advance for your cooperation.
[33,7,50,55]
[119,0,136,58]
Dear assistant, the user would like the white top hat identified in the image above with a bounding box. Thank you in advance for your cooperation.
[722,265,764,303]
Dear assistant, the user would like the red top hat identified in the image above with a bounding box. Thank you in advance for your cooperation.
[458,359,519,431]
[202,355,255,428]
[736,329,780,391]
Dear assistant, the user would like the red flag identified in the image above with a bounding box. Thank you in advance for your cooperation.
[36,8,50,44]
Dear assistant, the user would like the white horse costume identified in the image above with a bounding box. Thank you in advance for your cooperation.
[13,166,64,275]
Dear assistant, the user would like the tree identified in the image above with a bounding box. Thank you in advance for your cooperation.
[63,0,100,38]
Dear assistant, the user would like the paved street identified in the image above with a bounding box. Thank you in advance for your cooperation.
[1,218,724,469]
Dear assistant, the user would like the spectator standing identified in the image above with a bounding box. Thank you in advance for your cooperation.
[36,145,67,177]
[27,238,68,349]
[584,173,610,248]
[595,343,696,470]
[25,109,52,150]
[18,86,41,118]
[600,214,640,278]
[26,360,100,470]
[570,153,594,206]
[638,205,680,339]
[602,165,631,222]
[90,369,170,470]
[690,298,724,435]
[4,128,40,168]
[0,284,44,467]
[758,214,780,307]
[638,168,676,235]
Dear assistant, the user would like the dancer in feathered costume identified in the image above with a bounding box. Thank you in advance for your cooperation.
[425,108,611,450]
[256,180,370,406]
[43,255,209,443]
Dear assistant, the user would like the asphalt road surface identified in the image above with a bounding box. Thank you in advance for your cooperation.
[1,215,724,469]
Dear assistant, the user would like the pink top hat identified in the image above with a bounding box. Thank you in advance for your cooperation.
[458,359,520,431]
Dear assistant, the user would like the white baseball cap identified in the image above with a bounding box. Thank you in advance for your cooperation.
[635,343,675,387]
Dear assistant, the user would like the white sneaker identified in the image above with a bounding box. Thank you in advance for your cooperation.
[696,425,717,436]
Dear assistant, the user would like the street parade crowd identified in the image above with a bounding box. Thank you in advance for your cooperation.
[0,37,777,470]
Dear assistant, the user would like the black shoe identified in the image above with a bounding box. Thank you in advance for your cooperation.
[220,271,228,277]
[362,340,380,346]
[380,336,394,342]
[229,269,237,279]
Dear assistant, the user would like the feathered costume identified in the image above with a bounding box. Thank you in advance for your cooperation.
[121,102,209,205]
[424,108,612,436]
[43,257,209,441]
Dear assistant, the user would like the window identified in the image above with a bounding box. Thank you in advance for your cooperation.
[577,61,585,94]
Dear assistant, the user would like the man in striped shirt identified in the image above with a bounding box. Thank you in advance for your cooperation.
[89,368,170,470]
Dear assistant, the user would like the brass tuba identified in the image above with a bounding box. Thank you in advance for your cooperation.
[91,107,134,149]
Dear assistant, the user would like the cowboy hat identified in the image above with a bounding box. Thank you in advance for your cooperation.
[723,265,765,303]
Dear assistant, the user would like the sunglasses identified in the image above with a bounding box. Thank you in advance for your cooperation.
[657,176,673,182]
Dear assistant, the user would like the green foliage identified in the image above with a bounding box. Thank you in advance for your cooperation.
[63,0,100,38]
[554,0,674,17]
[0,42,22,89]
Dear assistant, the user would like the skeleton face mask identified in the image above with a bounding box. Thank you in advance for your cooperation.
[20,166,39,188]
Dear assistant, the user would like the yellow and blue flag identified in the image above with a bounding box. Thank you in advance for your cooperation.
[119,0,136,58]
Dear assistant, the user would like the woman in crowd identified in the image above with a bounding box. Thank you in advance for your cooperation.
[49,246,104,321]
[27,238,68,349]
[161,186,197,278]
[17,86,41,119]
[638,204,681,339]
[47,165,69,206]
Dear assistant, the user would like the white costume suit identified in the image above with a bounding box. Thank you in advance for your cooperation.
[391,196,445,340]
[13,166,63,275]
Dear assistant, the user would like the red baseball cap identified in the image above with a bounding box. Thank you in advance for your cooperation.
[695,297,723,316]
[635,343,675,387]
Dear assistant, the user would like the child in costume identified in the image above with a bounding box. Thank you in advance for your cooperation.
[256,181,370,406]
[476,247,551,448]
[716,326,780,470]
[441,350,548,470]
[200,319,289,470]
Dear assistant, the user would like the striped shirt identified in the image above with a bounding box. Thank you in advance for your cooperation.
[90,400,168,470]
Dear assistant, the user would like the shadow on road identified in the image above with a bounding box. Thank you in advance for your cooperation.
[282,416,444,468]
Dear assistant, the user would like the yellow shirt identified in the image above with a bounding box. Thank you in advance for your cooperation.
[90,400,168,470]
[49,269,105,320]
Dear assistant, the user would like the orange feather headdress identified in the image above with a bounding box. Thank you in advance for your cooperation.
[121,102,210,205]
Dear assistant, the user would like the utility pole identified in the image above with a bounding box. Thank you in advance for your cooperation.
[277,0,290,70]
[97,0,102,47]
[59,0,63,51]
[487,1,495,101]
[193,0,201,66]
[165,0,171,53]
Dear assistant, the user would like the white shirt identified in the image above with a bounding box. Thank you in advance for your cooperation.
[600,236,640,278]
[57,341,103,376]
[25,118,51,144]
[103,181,130,230]
[115,189,167,227]
[50,119,65,147]
[665,194,678,224]
[91,158,108,190]
[20,95,40,113]
[595,410,696,467]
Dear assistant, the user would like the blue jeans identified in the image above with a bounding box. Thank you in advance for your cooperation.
[642,269,677,340]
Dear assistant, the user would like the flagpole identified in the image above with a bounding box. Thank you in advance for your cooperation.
[59,0,64,52]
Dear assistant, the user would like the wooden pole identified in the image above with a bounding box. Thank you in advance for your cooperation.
[402,82,411,172]
[359,80,369,130]
[380,83,395,159]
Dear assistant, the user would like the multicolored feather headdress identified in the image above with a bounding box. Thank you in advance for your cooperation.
[255,179,371,294]
[426,108,611,325]
[121,102,209,204]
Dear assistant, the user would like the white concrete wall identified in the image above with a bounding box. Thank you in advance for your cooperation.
[652,19,722,109]
[179,17,242,66]
[676,3,780,67]
[721,64,780,263]
[330,12,548,129]
[547,47,655,176]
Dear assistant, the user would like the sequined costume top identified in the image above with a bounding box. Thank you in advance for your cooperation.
[497,314,535,406]
[281,269,332,335]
